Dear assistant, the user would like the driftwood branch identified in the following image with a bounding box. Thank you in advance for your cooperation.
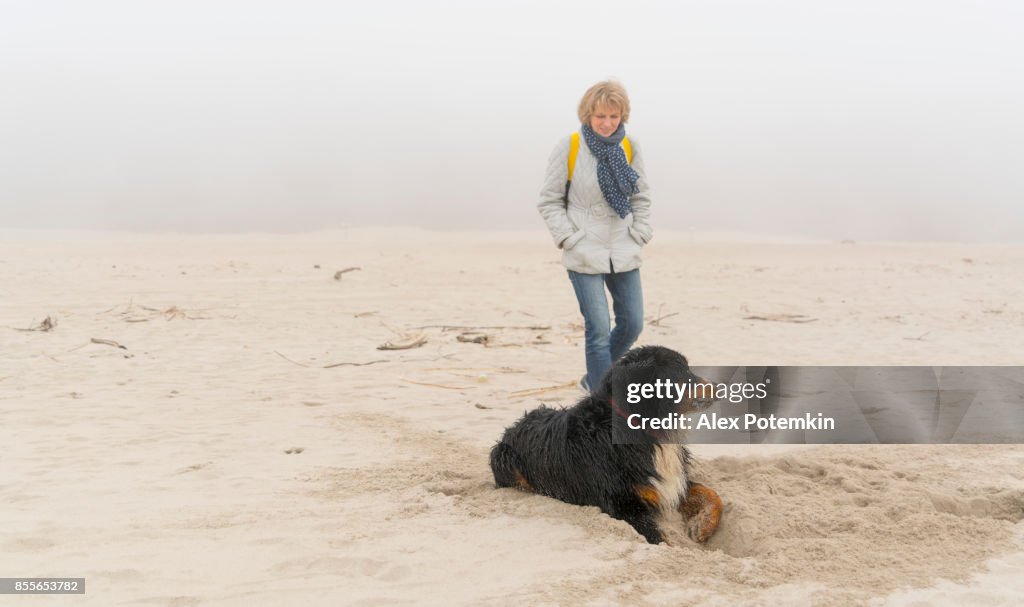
[11,316,58,332]
[744,313,818,324]
[103,300,209,322]
[410,324,551,331]
[91,338,127,350]
[510,381,576,397]
[276,351,390,369]
[400,378,475,390]
[424,366,526,373]
[162,305,208,320]
[650,311,679,327]
[377,333,428,350]
[456,333,490,345]
[334,267,361,280]
[274,351,312,367]
[323,359,388,369]
[398,353,459,363]
[486,341,552,348]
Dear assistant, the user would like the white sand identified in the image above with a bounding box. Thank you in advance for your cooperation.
[1,228,1022,606]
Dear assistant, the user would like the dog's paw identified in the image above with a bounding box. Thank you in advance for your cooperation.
[685,511,718,543]
[680,483,723,543]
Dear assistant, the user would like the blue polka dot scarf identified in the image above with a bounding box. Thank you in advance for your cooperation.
[581,123,639,219]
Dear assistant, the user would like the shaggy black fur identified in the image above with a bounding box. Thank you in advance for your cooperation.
[490,345,709,544]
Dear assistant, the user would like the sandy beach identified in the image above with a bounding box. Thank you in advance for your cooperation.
[2,228,1022,606]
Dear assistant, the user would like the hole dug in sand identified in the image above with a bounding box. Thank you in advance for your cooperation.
[310,414,1023,602]
[685,446,1023,589]
[537,446,1023,605]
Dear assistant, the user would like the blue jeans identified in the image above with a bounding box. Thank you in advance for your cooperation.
[567,269,644,391]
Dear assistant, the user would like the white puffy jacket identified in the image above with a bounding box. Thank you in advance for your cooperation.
[537,129,653,274]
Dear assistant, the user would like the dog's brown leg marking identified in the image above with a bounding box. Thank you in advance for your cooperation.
[679,483,722,543]
[514,471,533,492]
[634,485,661,509]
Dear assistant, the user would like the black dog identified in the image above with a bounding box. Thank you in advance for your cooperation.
[490,345,722,544]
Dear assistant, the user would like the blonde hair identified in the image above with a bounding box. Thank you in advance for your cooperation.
[577,80,631,124]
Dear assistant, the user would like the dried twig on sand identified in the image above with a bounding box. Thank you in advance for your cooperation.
[334,267,361,280]
[354,311,378,318]
[164,306,186,320]
[425,366,526,373]
[323,359,388,368]
[275,351,390,368]
[398,353,458,363]
[377,333,428,350]
[99,302,122,314]
[648,304,678,327]
[162,306,210,320]
[744,313,818,324]
[401,378,475,390]
[91,338,127,350]
[495,331,552,348]
[650,311,679,327]
[7,316,57,332]
[274,351,312,367]
[903,331,931,341]
[456,333,490,345]
[14,316,58,332]
[411,324,551,331]
[486,339,552,348]
[163,306,188,320]
[104,300,208,321]
[510,381,576,397]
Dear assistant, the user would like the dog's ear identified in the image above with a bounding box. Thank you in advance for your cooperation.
[609,357,660,409]
[606,346,693,408]
[609,359,660,444]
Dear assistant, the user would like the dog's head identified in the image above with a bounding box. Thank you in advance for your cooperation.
[599,346,715,442]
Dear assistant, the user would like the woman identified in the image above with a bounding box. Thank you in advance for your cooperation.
[538,80,653,392]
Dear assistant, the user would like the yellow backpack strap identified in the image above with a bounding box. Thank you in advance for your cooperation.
[568,132,580,181]
[566,132,631,199]
[570,132,631,179]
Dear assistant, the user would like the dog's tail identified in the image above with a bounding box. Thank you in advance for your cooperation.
[489,441,529,490]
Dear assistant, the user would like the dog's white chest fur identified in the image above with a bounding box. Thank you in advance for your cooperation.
[650,445,687,514]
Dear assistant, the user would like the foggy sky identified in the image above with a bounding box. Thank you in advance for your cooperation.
[2,1,1022,241]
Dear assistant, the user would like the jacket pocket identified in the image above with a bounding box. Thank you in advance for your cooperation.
[628,225,648,246]
[562,229,586,251]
